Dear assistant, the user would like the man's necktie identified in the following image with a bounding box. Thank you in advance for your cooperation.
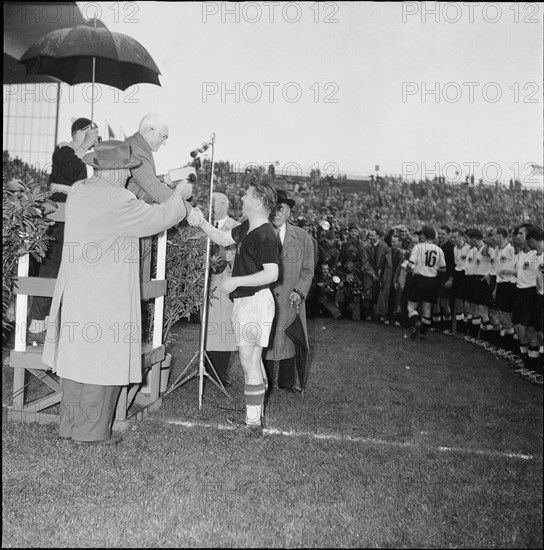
[275,227,283,251]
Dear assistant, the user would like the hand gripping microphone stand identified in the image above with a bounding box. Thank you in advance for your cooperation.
[163,133,232,409]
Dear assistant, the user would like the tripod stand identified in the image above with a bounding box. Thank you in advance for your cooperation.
[163,134,232,409]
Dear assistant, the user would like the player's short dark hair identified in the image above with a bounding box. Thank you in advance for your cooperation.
[439,225,451,234]
[472,229,483,240]
[369,228,382,237]
[422,226,435,240]
[526,226,544,242]
[451,228,464,236]
[494,226,508,239]
[246,175,277,212]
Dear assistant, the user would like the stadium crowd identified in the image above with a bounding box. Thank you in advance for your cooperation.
[211,172,543,387]
[4,152,543,387]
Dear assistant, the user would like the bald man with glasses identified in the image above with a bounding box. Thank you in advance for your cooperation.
[125,113,178,204]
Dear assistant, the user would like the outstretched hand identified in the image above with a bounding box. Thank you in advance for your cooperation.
[187,206,205,227]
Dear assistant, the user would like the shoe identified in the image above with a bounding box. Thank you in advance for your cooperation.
[515,367,531,376]
[278,386,302,394]
[410,321,421,340]
[75,436,123,445]
[394,321,401,327]
[384,320,390,325]
[522,371,542,384]
[442,329,452,335]
[227,418,263,437]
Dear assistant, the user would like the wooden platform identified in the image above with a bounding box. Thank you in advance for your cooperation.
[6,202,169,431]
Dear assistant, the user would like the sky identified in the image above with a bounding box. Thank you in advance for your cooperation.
[53,1,543,186]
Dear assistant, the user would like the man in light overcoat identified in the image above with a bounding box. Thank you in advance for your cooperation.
[43,141,192,444]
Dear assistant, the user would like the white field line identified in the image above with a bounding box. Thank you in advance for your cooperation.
[165,419,535,461]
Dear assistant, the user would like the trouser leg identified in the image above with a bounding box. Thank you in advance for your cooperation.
[59,378,82,439]
[72,383,121,442]
[207,350,231,383]
[278,357,296,389]
[263,359,275,389]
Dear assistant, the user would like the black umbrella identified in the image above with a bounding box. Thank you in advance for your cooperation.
[19,20,161,121]
[4,1,88,85]
[285,306,309,396]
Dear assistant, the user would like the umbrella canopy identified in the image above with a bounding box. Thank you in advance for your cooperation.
[4,1,87,85]
[285,308,309,395]
[19,22,161,91]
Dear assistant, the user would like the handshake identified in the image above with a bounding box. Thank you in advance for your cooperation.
[187,206,205,227]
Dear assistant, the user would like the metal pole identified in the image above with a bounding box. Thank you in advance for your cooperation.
[91,17,97,124]
[53,82,60,148]
[197,134,216,409]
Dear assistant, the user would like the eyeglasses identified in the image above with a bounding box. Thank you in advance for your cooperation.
[151,128,168,142]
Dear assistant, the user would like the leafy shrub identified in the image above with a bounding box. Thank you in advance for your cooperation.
[143,222,223,346]
[2,154,54,340]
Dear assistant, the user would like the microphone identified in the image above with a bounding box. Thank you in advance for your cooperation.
[189,134,215,158]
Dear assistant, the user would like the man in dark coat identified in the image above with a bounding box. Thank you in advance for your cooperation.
[340,225,364,271]
[361,228,389,319]
[264,190,315,392]
[432,225,456,332]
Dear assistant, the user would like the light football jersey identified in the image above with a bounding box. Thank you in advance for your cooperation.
[464,246,477,276]
[495,243,516,284]
[515,250,538,289]
[409,243,446,277]
[473,245,492,277]
[454,243,470,272]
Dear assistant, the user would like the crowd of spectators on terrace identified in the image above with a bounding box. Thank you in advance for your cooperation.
[211,169,542,236]
[5,150,543,237]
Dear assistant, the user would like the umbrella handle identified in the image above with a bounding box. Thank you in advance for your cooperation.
[90,17,97,124]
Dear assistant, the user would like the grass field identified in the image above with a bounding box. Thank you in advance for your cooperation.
[2,318,543,548]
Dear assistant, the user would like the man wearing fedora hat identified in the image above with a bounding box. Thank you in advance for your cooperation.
[43,140,193,445]
[264,189,314,393]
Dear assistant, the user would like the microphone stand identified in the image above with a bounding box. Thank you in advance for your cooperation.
[163,133,232,409]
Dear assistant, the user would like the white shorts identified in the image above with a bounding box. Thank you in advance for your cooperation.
[231,288,275,347]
